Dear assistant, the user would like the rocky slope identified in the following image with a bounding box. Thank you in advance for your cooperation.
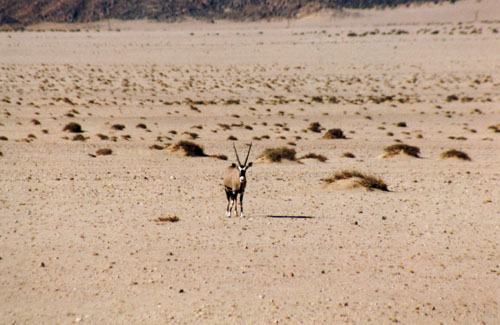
[0,0,454,28]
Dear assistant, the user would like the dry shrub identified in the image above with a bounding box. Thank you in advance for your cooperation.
[96,148,113,156]
[183,132,199,140]
[149,144,164,150]
[260,147,296,162]
[396,122,407,127]
[487,124,500,132]
[227,135,238,141]
[63,122,82,133]
[308,122,322,133]
[322,170,388,191]
[209,154,228,160]
[441,149,471,161]
[300,153,327,162]
[96,133,109,140]
[172,141,206,157]
[384,143,420,158]
[156,215,180,223]
[218,123,231,130]
[323,128,345,139]
[136,123,147,129]
[72,134,86,141]
[31,119,41,125]
[343,152,355,158]
[111,124,125,131]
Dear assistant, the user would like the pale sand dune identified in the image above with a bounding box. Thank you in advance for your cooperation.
[1,0,500,323]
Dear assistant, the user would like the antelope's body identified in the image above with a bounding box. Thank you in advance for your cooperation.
[224,143,252,217]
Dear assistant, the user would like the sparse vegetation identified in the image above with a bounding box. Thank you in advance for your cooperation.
[63,122,82,133]
[96,148,113,156]
[323,128,346,139]
[343,152,355,158]
[155,215,180,223]
[488,124,500,133]
[260,147,296,162]
[111,124,125,131]
[149,144,165,150]
[322,170,388,191]
[308,122,322,133]
[300,153,327,162]
[209,154,228,160]
[384,143,420,158]
[441,149,471,161]
[172,140,206,157]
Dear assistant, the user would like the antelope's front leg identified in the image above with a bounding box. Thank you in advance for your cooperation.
[239,193,245,217]
[234,193,240,217]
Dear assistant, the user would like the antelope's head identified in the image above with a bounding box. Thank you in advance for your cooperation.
[232,142,253,182]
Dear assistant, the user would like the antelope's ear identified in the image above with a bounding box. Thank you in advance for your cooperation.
[231,163,237,168]
[247,162,253,167]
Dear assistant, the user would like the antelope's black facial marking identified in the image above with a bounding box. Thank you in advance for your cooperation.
[237,163,252,182]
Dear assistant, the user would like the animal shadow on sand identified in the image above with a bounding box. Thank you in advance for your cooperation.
[266,215,314,219]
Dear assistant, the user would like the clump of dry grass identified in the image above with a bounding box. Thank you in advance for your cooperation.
[308,122,322,133]
[441,149,471,161]
[383,143,420,158]
[343,152,355,158]
[209,154,228,160]
[172,140,206,157]
[323,128,346,139]
[149,144,165,150]
[63,122,83,133]
[111,124,125,131]
[155,215,180,223]
[260,147,296,162]
[300,153,327,162]
[322,170,388,191]
[96,148,113,156]
[488,124,500,132]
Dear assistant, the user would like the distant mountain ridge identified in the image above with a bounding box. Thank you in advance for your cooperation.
[0,0,455,28]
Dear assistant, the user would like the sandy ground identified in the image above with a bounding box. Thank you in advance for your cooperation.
[1,0,500,323]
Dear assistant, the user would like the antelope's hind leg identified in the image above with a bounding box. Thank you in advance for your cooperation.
[225,189,233,217]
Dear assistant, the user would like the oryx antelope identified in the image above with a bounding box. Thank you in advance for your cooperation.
[223,143,253,217]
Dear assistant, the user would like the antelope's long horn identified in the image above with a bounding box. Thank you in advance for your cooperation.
[244,142,252,165]
[233,142,242,166]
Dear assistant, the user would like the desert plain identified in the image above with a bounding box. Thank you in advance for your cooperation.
[1,0,500,323]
